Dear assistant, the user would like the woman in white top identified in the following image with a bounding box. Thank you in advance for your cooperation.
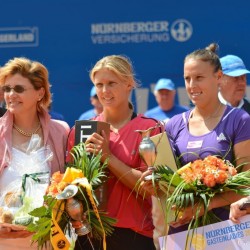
[0,57,70,249]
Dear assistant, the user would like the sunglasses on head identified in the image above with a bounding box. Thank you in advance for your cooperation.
[2,85,29,93]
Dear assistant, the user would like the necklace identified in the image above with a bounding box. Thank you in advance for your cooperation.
[13,121,41,137]
[191,102,223,122]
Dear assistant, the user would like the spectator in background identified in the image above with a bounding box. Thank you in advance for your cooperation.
[0,86,6,117]
[0,106,6,117]
[219,55,250,114]
[78,85,103,120]
[48,103,65,121]
[144,78,189,123]
[0,86,5,108]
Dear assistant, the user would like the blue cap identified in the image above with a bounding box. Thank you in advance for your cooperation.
[154,78,175,91]
[90,86,96,97]
[220,55,250,77]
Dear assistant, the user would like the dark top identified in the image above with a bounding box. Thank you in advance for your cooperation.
[242,98,250,115]
[0,107,6,117]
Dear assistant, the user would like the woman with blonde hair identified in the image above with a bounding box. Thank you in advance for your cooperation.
[67,55,159,250]
[0,57,70,249]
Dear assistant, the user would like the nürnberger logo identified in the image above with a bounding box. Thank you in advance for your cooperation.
[171,19,192,42]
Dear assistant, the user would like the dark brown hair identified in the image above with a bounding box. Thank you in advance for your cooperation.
[184,43,222,73]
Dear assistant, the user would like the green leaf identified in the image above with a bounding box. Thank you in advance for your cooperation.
[29,206,48,217]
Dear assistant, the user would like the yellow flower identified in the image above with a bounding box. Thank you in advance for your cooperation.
[62,167,84,183]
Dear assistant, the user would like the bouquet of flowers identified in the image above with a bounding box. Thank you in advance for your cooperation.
[154,155,250,245]
[27,143,116,250]
[0,134,52,227]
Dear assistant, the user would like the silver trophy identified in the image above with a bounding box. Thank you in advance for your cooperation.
[56,184,91,236]
[136,121,165,180]
[136,126,158,181]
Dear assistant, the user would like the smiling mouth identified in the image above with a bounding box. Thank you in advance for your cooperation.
[190,92,202,97]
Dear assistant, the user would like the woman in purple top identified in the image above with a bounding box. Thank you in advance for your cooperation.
[166,43,250,233]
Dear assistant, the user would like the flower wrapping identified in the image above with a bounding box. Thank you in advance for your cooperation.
[0,134,52,226]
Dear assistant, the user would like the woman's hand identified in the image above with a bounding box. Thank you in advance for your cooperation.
[138,168,165,198]
[229,197,249,223]
[0,223,33,239]
[85,130,110,161]
[170,203,205,228]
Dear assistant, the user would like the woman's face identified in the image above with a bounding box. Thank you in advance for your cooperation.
[184,59,221,107]
[93,68,132,110]
[4,73,44,115]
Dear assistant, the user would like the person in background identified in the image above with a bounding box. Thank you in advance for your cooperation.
[0,107,6,117]
[219,54,250,114]
[0,85,6,117]
[67,55,159,250]
[48,103,65,121]
[144,78,189,123]
[49,109,65,120]
[78,85,103,120]
[0,106,6,117]
[229,196,250,223]
[0,86,5,107]
[0,57,70,249]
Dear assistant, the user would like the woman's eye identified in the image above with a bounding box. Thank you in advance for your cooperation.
[96,83,103,88]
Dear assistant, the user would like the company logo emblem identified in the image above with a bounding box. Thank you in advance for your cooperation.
[192,234,206,250]
[171,19,192,42]
[57,240,66,249]
[217,133,227,141]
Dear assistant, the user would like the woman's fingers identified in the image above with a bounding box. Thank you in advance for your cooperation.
[0,224,33,239]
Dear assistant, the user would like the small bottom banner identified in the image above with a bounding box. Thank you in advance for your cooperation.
[159,214,250,250]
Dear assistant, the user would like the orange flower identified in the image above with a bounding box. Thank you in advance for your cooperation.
[178,156,237,188]
[51,171,64,184]
[215,170,228,184]
[203,173,216,188]
[47,183,59,196]
[47,172,69,196]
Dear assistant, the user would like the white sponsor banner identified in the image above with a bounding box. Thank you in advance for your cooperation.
[91,19,192,44]
[0,27,39,48]
[159,215,250,250]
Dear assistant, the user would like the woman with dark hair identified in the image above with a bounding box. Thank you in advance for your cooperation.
[166,43,250,232]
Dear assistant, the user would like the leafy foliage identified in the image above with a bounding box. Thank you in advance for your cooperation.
[27,143,116,249]
[154,156,250,249]
[69,143,108,189]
